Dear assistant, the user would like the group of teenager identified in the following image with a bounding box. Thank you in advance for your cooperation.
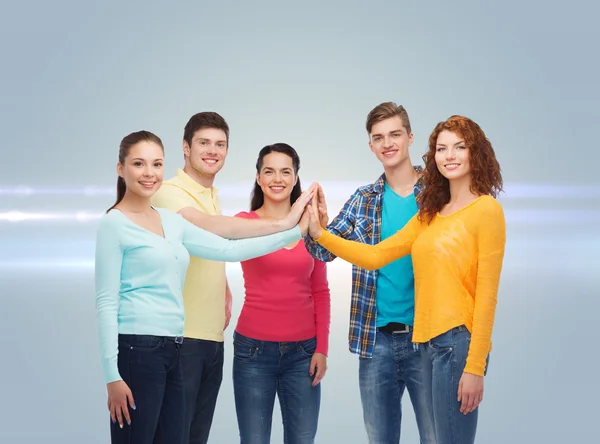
[94,101,506,444]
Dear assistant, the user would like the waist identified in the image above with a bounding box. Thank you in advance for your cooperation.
[377,322,413,334]
[118,333,184,345]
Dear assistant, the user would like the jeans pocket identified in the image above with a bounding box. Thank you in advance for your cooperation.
[233,334,259,360]
[119,335,163,352]
[298,337,317,357]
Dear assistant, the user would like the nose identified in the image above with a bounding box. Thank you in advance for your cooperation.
[445,147,456,160]
[383,135,394,148]
[143,165,154,176]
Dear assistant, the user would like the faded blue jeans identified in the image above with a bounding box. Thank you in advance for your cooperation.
[232,331,321,444]
[420,325,489,444]
[359,330,437,444]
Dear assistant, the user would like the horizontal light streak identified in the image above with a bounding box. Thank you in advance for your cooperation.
[1,183,599,199]
[1,209,600,224]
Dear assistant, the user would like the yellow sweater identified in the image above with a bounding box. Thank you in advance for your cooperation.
[317,195,506,376]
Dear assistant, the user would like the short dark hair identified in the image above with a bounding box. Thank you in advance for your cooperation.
[183,112,230,147]
[366,102,411,135]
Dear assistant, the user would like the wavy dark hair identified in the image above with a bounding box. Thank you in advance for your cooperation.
[250,143,302,211]
[106,130,164,212]
[418,115,503,223]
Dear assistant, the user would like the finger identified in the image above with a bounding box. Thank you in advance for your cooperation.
[465,393,476,415]
[127,391,136,411]
[313,366,326,386]
[110,404,117,424]
[122,402,131,426]
[457,378,463,402]
[116,406,124,429]
[309,358,316,377]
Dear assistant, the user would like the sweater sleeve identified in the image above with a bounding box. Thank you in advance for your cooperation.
[94,215,124,384]
[464,200,506,376]
[310,259,331,356]
[315,214,423,270]
[179,212,301,262]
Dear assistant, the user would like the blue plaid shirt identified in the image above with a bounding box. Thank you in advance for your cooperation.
[304,168,424,358]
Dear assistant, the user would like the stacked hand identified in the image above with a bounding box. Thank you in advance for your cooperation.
[285,183,317,235]
[306,183,328,239]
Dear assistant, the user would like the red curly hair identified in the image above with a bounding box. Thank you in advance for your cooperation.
[417,115,503,223]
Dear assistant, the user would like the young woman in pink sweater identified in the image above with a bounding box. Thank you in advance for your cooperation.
[233,143,331,444]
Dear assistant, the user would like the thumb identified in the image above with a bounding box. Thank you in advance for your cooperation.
[457,376,463,402]
[309,357,316,376]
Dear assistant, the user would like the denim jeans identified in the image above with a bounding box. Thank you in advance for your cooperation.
[180,338,224,444]
[420,325,489,444]
[110,334,185,444]
[359,330,437,444]
[232,331,321,444]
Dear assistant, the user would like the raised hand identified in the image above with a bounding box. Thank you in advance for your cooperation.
[307,190,323,239]
[315,184,329,228]
[283,183,316,230]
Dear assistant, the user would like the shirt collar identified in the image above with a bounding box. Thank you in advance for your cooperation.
[175,168,218,196]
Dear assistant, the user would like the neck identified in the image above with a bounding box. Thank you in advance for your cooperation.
[383,158,419,195]
[257,198,292,220]
[183,164,215,189]
[119,191,153,213]
[448,174,477,204]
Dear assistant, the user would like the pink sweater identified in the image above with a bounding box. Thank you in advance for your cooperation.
[234,211,331,356]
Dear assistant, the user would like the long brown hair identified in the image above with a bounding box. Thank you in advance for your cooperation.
[418,115,503,223]
[250,143,302,211]
[106,130,164,212]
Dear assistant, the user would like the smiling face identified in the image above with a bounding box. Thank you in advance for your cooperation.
[117,140,164,199]
[183,127,228,184]
[256,152,297,205]
[369,115,414,169]
[434,130,471,181]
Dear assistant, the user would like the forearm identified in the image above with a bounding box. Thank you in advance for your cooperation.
[465,252,504,376]
[179,207,287,239]
[315,230,411,270]
[96,295,121,384]
[183,220,302,262]
[304,234,337,262]
[313,291,331,356]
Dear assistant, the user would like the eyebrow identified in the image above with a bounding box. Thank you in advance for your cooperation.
[262,166,293,171]
[131,158,163,161]
[436,140,465,147]
[371,128,404,137]
[195,137,227,143]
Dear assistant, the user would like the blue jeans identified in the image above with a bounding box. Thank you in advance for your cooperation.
[232,331,321,444]
[420,325,489,444]
[180,338,224,444]
[359,330,437,444]
[110,334,185,444]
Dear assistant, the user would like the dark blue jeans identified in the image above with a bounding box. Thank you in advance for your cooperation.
[232,331,321,444]
[110,334,184,444]
[180,338,224,444]
[420,325,489,444]
[359,330,436,444]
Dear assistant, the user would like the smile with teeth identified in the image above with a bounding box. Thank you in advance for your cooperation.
[139,181,156,188]
[203,158,219,165]
[382,150,397,157]
[269,186,285,193]
[444,163,461,170]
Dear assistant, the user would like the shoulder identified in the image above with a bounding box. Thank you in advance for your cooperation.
[475,196,505,224]
[98,210,122,229]
[234,211,258,219]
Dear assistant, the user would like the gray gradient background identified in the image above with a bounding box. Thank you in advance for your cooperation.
[1,1,598,443]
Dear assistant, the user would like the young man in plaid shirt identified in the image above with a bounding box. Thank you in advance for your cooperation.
[305,102,436,444]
